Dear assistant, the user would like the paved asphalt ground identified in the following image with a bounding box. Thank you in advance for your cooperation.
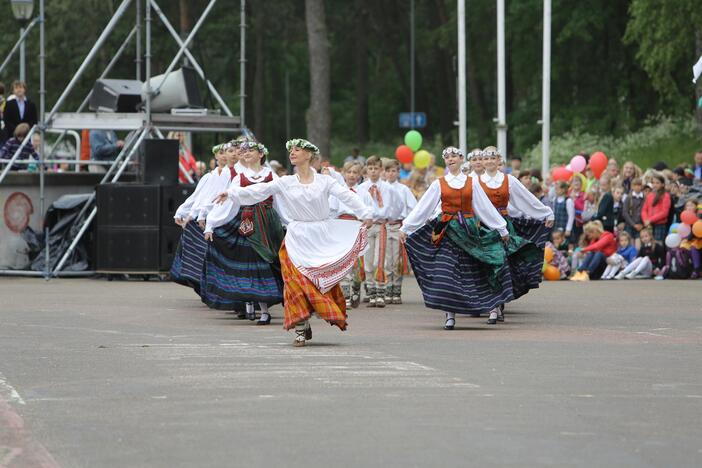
[0,277,701,468]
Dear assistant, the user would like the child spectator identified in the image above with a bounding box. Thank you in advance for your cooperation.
[679,199,702,279]
[595,178,616,232]
[570,176,586,244]
[601,231,637,279]
[622,177,645,246]
[570,220,616,281]
[546,230,571,279]
[641,172,671,242]
[0,123,38,170]
[551,181,575,239]
[611,186,624,232]
[582,187,599,223]
[571,233,588,273]
[615,227,665,279]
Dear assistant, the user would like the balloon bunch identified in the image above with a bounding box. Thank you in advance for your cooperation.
[551,151,609,182]
[665,213,702,249]
[395,130,431,169]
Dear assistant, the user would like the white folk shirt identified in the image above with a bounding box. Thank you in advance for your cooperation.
[479,172,554,221]
[228,172,372,271]
[194,166,231,222]
[329,186,373,219]
[386,180,417,220]
[205,166,286,234]
[356,179,396,221]
[400,172,509,237]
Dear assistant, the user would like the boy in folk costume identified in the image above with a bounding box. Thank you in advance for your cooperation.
[329,161,373,308]
[357,156,397,308]
[382,158,417,304]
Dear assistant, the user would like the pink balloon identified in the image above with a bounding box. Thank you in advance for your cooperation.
[677,223,691,238]
[570,155,587,173]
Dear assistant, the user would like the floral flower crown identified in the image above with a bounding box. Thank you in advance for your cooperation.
[212,144,224,155]
[240,140,269,157]
[441,146,465,159]
[285,138,320,155]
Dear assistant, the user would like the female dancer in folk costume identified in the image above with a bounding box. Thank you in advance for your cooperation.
[477,146,553,310]
[329,161,373,309]
[399,147,514,330]
[171,144,232,295]
[215,139,373,347]
[203,141,285,325]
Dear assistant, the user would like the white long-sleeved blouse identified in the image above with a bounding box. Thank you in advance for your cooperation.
[400,172,509,237]
[356,179,397,221]
[479,172,554,221]
[227,172,372,270]
[174,172,211,220]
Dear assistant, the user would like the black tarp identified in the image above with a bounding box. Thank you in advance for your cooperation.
[21,193,94,271]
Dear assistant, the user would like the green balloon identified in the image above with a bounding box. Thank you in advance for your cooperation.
[404,130,423,152]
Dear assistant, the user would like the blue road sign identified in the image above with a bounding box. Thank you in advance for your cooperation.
[399,112,427,128]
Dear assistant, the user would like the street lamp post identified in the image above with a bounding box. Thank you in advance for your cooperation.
[11,0,34,82]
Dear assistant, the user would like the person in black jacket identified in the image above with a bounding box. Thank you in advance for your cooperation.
[2,81,38,143]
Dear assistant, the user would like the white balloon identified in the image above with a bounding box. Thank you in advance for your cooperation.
[665,233,681,249]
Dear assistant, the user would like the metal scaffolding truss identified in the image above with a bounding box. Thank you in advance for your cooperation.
[0,0,248,278]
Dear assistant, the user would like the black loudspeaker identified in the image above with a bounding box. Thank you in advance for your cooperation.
[96,227,160,271]
[97,184,160,227]
[89,79,143,112]
[96,183,195,272]
[160,226,183,270]
[160,184,195,225]
[140,139,179,186]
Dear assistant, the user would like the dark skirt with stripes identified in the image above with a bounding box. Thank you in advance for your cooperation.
[508,217,552,300]
[405,220,515,315]
[170,220,207,295]
[200,207,284,311]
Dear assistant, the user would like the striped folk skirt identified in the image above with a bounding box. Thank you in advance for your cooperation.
[405,219,515,315]
[170,220,208,295]
[279,244,348,331]
[508,217,552,300]
[200,206,284,311]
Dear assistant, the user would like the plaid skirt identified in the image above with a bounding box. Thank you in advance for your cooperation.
[170,220,207,295]
[510,217,552,299]
[405,220,515,315]
[200,210,284,311]
[279,243,348,330]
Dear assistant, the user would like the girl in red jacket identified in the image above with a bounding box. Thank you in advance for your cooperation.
[570,220,616,281]
[641,173,671,242]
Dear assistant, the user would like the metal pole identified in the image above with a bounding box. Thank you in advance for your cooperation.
[285,70,290,139]
[150,0,234,116]
[52,129,149,276]
[151,0,218,97]
[0,17,38,76]
[145,0,151,126]
[46,0,133,123]
[19,27,26,81]
[136,0,142,80]
[541,0,551,175]
[410,0,415,124]
[496,0,507,158]
[40,0,47,279]
[457,0,467,154]
[240,0,246,127]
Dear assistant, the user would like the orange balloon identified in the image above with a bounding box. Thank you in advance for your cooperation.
[543,264,561,281]
[544,247,554,263]
[693,220,702,238]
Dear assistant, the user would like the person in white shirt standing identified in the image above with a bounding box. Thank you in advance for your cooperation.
[356,156,397,308]
[382,158,417,304]
[329,161,373,308]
